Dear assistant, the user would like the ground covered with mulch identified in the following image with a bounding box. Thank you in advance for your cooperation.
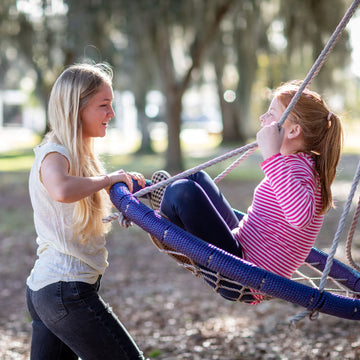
[1,155,360,359]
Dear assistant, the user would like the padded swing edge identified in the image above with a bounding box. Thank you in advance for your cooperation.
[110,183,360,320]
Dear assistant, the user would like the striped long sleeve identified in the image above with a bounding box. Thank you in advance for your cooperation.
[233,152,324,281]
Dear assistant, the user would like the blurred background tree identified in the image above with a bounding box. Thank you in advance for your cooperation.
[0,0,357,170]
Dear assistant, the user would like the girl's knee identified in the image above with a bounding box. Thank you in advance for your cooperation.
[164,179,201,207]
[189,170,210,184]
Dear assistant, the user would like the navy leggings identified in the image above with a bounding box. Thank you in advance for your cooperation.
[160,171,243,258]
[136,172,253,301]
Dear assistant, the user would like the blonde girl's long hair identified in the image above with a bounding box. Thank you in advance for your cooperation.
[274,81,344,214]
[46,63,113,242]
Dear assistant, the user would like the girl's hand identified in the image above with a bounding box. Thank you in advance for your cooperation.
[256,122,284,160]
[128,172,146,188]
[107,169,134,192]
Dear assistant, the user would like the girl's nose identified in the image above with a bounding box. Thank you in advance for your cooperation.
[108,106,115,117]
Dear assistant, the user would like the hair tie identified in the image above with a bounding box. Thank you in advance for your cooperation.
[327,112,332,128]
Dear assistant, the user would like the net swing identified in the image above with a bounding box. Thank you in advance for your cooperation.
[105,0,360,322]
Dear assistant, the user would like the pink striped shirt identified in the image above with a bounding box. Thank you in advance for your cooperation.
[233,152,324,281]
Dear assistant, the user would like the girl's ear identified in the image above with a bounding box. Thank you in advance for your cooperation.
[287,124,302,139]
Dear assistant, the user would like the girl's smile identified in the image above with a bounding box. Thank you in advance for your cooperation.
[81,83,115,139]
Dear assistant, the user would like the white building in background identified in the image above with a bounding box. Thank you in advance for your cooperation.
[0,89,138,135]
[113,90,138,136]
[0,90,46,133]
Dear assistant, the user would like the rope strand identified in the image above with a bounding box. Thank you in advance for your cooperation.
[319,160,360,290]
[133,141,258,198]
[106,0,360,324]
[214,147,258,184]
[278,0,360,128]
[346,196,360,271]
[134,0,360,200]
[290,159,360,324]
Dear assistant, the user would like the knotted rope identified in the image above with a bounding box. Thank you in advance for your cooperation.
[103,211,132,227]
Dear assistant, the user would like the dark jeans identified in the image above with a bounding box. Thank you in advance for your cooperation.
[159,171,256,302]
[160,170,243,258]
[26,276,144,360]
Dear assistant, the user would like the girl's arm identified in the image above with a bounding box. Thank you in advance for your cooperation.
[261,154,318,229]
[257,122,319,229]
[40,152,143,203]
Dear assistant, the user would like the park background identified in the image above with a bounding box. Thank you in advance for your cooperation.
[1,0,360,359]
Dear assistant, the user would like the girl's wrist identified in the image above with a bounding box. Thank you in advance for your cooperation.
[261,152,282,167]
[103,174,112,187]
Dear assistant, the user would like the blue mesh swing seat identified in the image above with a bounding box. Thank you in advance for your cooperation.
[109,182,360,321]
[107,0,360,321]
[147,208,266,304]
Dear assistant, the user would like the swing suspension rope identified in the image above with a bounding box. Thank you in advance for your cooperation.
[290,161,360,323]
[132,0,360,199]
[131,0,360,287]
[105,0,360,321]
[346,195,360,271]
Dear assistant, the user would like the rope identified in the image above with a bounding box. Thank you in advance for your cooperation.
[213,147,257,184]
[103,143,258,224]
[285,0,360,324]
[290,159,360,324]
[103,141,258,223]
[278,0,360,128]
[102,211,133,227]
[133,0,360,200]
[346,195,360,271]
[106,0,360,322]
[133,141,258,198]
[318,163,360,289]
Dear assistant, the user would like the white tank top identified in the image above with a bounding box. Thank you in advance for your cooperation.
[27,142,108,291]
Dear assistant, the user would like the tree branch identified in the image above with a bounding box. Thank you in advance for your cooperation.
[180,0,236,95]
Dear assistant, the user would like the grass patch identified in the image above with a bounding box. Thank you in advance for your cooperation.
[0,207,34,235]
[0,171,34,235]
[1,121,358,184]
[0,149,35,172]
[147,349,162,358]
[0,145,356,183]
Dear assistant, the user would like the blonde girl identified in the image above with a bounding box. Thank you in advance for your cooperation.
[26,63,145,359]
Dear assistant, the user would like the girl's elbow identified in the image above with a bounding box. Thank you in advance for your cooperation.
[50,187,74,203]
[289,216,313,230]
[287,203,315,229]
[52,194,71,203]
[291,222,311,230]
[56,196,74,204]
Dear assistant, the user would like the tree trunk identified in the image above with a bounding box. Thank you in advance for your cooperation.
[165,89,183,171]
[135,94,153,154]
[234,0,261,140]
[148,0,236,171]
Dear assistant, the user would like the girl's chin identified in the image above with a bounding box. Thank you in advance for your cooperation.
[99,129,107,137]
